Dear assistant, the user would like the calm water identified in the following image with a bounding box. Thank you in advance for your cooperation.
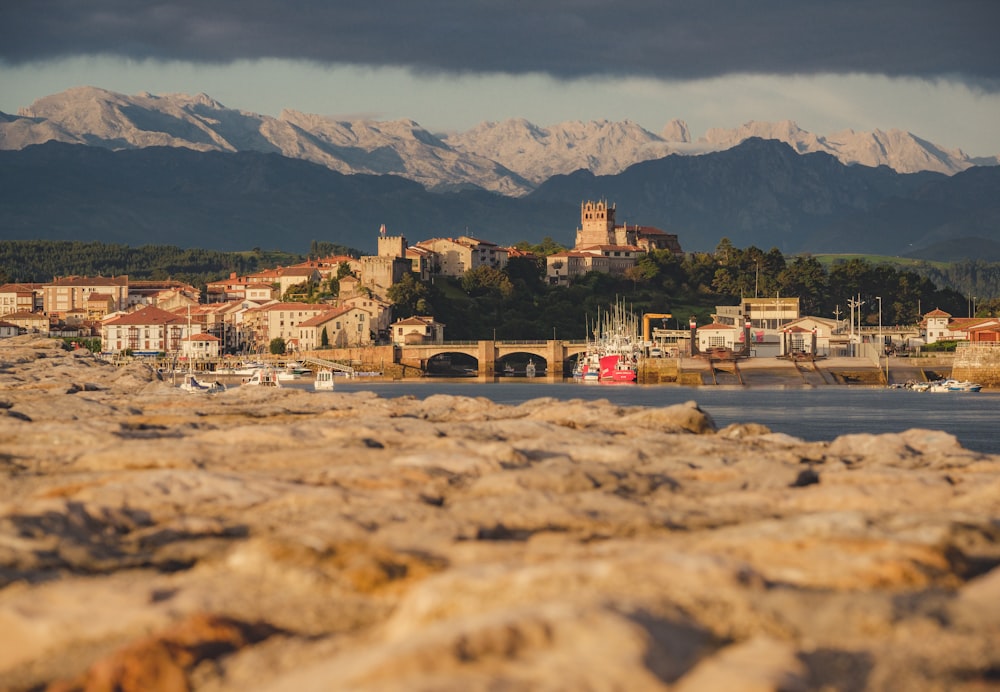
[312,379,1000,455]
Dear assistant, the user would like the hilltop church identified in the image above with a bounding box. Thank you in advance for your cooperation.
[545,201,682,285]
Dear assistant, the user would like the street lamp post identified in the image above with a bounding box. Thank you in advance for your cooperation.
[876,296,883,347]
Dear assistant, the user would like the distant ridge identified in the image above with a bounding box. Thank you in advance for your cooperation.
[2,87,996,198]
[3,138,999,258]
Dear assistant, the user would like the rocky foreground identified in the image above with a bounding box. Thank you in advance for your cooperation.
[1,336,998,691]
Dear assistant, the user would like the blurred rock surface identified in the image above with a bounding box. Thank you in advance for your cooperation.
[1,335,998,690]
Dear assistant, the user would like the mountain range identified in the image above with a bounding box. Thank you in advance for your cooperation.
[3,87,997,196]
[1,87,999,259]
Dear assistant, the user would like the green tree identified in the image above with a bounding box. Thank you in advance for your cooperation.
[514,237,567,256]
[462,266,514,298]
[387,273,432,319]
[320,327,329,348]
[778,255,827,315]
[269,337,286,355]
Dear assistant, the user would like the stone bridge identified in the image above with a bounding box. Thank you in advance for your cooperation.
[397,340,590,378]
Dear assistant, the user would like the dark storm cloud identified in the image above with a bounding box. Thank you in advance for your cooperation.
[3,0,998,86]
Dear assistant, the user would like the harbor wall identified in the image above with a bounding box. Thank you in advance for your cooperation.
[952,343,1000,385]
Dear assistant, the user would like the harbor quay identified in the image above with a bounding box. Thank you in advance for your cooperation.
[158,341,958,386]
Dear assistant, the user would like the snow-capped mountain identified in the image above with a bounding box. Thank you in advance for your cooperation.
[1,87,995,197]
[4,87,533,196]
[699,120,987,176]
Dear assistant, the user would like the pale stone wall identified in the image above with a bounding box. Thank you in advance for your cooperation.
[952,342,1000,385]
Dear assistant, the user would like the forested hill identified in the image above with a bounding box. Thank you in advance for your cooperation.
[0,241,309,285]
[3,139,1000,257]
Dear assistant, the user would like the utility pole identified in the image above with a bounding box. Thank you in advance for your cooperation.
[847,296,865,357]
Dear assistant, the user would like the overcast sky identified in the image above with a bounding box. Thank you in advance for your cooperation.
[2,0,999,154]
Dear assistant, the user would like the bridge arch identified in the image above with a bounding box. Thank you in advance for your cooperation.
[396,340,588,378]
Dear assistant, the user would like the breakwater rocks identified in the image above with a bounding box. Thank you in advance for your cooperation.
[2,335,999,691]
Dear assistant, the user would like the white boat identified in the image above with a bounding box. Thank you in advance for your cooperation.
[924,378,982,393]
[242,367,282,387]
[313,369,335,391]
[525,359,537,378]
[222,361,266,376]
[178,374,226,394]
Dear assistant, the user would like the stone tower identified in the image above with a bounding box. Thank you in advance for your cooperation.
[575,200,617,247]
[378,234,407,259]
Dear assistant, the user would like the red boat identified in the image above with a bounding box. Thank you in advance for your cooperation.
[599,353,637,382]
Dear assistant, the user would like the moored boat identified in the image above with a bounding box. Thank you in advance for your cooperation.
[574,299,640,383]
[178,374,226,394]
[313,369,335,391]
[923,378,982,393]
[242,367,282,387]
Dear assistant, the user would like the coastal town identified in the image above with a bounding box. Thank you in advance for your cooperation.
[2,201,999,385]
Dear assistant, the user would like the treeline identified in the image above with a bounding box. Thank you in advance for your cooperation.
[0,240,358,287]
[915,260,1000,302]
[389,239,980,340]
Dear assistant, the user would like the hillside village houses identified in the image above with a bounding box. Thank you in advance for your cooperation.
[4,203,997,360]
[545,201,683,286]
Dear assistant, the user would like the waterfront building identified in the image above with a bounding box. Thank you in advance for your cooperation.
[391,315,446,345]
[180,333,222,359]
[101,305,189,355]
[2,310,50,335]
[922,308,997,344]
[0,283,42,315]
[43,276,129,317]
[696,323,740,351]
[713,297,801,331]
[0,320,18,338]
[296,306,373,350]
[341,294,393,341]
[242,302,331,353]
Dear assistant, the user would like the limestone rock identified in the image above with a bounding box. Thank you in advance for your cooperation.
[0,336,998,690]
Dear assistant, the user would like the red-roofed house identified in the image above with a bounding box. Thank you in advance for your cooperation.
[181,333,222,359]
[922,309,996,344]
[0,283,42,315]
[968,321,1000,343]
[695,322,740,351]
[3,310,49,334]
[101,306,189,355]
[391,316,446,345]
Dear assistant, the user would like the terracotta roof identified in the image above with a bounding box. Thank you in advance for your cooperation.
[183,333,221,342]
[103,306,186,326]
[248,302,329,313]
[698,323,737,331]
[49,276,128,287]
[0,283,39,293]
[298,307,353,327]
[574,244,644,253]
[924,308,951,318]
